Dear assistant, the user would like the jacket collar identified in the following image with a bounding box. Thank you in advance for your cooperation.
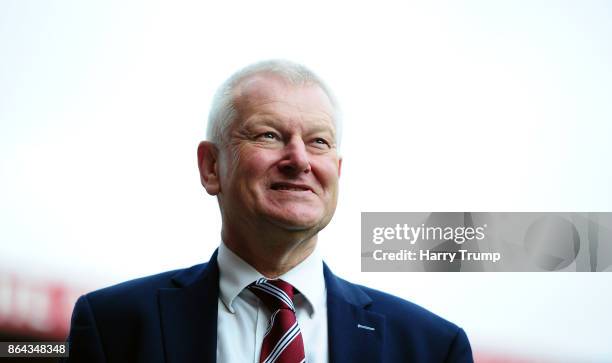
[159,250,220,363]
[324,263,385,363]
[158,250,385,363]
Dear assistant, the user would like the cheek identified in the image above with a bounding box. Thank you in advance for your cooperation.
[232,147,277,181]
[314,158,341,189]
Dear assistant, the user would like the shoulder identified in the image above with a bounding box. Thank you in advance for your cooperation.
[333,274,468,343]
[333,276,472,361]
[64,263,215,362]
[331,273,459,331]
[361,282,458,332]
[81,262,209,314]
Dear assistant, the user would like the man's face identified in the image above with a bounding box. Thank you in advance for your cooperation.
[217,75,341,233]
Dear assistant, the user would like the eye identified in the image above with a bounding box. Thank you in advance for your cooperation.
[312,137,331,148]
[258,131,279,140]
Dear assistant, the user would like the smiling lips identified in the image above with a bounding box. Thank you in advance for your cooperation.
[270,182,314,193]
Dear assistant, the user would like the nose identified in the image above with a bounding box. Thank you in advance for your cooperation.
[277,136,311,175]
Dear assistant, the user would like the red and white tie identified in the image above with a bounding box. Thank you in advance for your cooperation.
[248,278,306,363]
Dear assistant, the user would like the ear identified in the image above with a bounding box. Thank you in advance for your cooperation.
[337,157,342,178]
[197,141,221,195]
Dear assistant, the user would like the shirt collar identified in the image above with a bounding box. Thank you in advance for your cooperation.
[217,241,325,317]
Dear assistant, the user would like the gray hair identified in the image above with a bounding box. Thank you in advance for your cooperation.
[206,59,342,148]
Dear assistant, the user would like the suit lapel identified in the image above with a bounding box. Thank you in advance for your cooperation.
[156,253,385,363]
[324,264,385,363]
[158,251,220,363]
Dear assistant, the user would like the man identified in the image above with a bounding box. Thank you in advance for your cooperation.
[64,60,473,362]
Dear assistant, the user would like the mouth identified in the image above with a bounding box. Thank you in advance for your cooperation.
[270,182,313,193]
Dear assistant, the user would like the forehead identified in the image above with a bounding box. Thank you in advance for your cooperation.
[232,74,335,130]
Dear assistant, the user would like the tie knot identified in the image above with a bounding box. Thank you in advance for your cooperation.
[248,278,296,312]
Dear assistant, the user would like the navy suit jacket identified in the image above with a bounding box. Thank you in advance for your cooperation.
[64,251,473,362]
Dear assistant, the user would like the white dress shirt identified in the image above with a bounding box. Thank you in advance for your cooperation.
[216,242,329,363]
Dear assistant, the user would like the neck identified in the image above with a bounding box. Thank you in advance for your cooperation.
[222,226,318,278]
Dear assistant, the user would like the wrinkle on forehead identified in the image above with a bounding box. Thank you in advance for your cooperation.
[232,74,335,127]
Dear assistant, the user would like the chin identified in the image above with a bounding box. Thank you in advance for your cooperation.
[265,210,324,231]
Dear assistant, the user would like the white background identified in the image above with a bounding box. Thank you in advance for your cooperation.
[1,1,611,361]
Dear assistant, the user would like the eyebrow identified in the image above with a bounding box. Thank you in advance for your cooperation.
[243,115,336,138]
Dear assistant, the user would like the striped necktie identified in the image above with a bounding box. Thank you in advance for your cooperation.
[248,278,306,363]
